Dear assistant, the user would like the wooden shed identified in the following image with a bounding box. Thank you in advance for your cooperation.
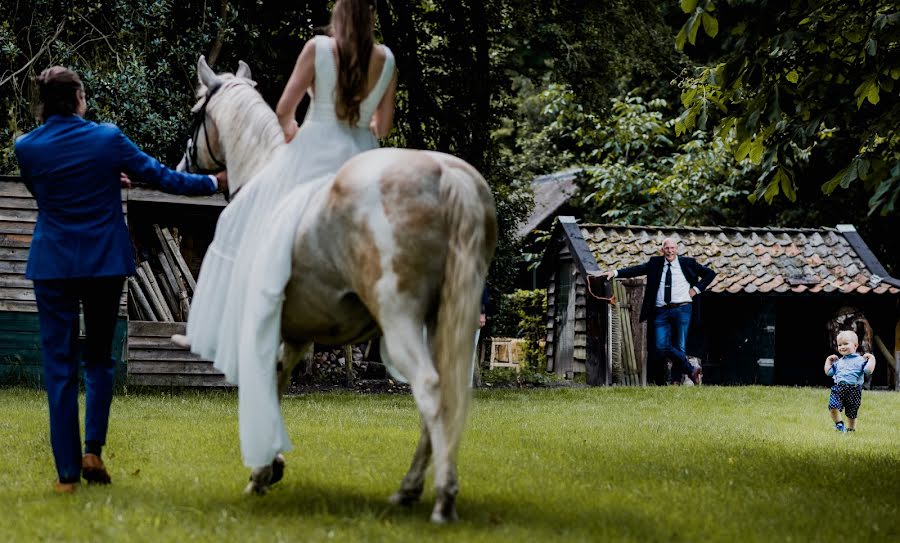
[0,175,230,387]
[541,216,900,388]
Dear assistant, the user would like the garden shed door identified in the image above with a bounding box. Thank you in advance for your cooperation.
[554,261,576,377]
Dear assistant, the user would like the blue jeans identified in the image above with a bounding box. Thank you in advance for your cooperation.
[653,304,692,383]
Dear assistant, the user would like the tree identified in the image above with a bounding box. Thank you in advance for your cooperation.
[676,0,900,215]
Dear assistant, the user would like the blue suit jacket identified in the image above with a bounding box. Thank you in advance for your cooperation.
[617,255,717,322]
[14,114,216,280]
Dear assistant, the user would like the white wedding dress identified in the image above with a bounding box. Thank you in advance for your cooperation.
[185,36,394,467]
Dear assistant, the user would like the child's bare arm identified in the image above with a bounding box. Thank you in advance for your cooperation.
[824,354,838,375]
[862,353,876,374]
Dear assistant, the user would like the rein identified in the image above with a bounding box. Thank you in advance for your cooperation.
[183,82,228,177]
[586,274,617,305]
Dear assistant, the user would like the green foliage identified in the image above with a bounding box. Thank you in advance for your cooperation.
[0,1,328,170]
[677,0,900,215]
[479,365,560,387]
[506,81,753,225]
[493,77,586,182]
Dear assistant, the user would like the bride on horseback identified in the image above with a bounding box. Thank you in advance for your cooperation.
[175,0,397,369]
[173,0,496,521]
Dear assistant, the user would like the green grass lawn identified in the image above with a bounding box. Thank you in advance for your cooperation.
[1,386,898,542]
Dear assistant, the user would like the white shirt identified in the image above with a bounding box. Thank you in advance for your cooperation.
[656,257,693,307]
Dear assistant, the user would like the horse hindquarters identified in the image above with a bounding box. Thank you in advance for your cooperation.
[382,153,496,523]
[425,159,495,523]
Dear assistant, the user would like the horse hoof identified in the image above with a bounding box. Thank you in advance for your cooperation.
[244,481,268,495]
[429,508,458,524]
[388,490,421,507]
[430,494,458,523]
[270,454,285,485]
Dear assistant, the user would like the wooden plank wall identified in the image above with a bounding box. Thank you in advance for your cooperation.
[573,273,587,373]
[126,321,230,387]
[544,271,556,370]
[0,177,213,388]
[0,180,38,313]
[544,247,587,376]
[0,178,127,316]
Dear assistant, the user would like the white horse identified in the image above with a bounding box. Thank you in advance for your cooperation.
[180,57,497,523]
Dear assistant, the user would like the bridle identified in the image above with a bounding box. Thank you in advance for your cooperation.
[182,82,227,178]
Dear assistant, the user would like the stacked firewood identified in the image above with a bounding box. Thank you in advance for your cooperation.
[128,224,196,322]
[301,342,388,382]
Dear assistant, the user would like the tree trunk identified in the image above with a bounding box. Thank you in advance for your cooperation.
[378,0,426,148]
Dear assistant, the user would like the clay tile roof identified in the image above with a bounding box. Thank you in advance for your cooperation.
[579,223,899,296]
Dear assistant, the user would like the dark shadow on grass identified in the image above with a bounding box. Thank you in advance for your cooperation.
[181,437,900,541]
[183,477,681,540]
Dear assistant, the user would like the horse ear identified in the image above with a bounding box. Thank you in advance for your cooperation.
[197,55,221,89]
[235,60,252,81]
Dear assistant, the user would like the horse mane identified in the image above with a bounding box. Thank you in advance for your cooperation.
[203,75,284,192]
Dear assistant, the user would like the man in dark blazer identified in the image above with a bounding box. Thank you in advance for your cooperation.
[597,238,716,385]
[15,66,225,493]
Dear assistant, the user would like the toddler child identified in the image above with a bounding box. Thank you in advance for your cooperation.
[824,330,875,432]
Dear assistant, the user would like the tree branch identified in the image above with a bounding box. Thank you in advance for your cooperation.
[207,0,229,67]
[0,20,65,88]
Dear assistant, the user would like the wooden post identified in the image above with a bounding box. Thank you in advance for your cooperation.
[160,227,196,292]
[873,334,898,390]
[128,277,156,322]
[136,265,170,322]
[157,251,190,320]
[141,262,173,322]
[154,226,190,297]
[895,319,900,391]
[622,287,637,385]
[344,344,354,386]
[157,272,181,321]
[606,294,613,386]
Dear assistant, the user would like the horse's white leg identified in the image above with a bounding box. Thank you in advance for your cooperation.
[428,423,459,524]
[374,319,447,510]
[388,417,432,506]
[380,317,459,522]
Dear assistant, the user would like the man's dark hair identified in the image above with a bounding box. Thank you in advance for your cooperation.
[36,66,83,120]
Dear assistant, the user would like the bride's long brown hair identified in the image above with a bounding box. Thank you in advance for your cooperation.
[329,0,377,126]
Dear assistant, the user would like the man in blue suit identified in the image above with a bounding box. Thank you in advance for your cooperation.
[598,238,716,385]
[14,66,226,493]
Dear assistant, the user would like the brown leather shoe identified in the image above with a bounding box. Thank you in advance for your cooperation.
[82,453,111,484]
[54,480,79,494]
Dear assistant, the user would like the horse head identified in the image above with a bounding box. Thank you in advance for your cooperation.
[178,55,277,198]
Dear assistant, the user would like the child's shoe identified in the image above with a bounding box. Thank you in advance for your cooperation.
[835,421,846,432]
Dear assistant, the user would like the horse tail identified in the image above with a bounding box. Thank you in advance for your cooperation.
[432,154,497,454]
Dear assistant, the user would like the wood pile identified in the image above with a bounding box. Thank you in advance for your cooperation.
[611,280,641,385]
[128,224,195,322]
[290,342,388,386]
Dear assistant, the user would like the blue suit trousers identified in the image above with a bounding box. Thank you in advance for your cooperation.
[33,276,125,482]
